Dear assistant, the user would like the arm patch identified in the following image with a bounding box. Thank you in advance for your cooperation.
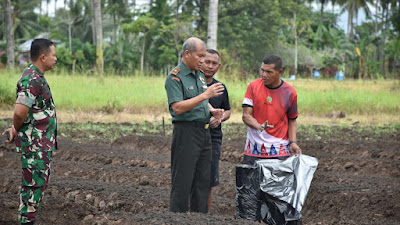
[171,77,180,82]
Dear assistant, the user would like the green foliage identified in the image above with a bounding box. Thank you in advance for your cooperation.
[219,0,284,72]
[55,46,73,68]
[53,40,95,72]
[52,0,90,43]
[71,39,96,69]
[38,15,51,29]
[157,45,177,66]
[392,5,400,36]
[122,13,158,35]
[0,0,398,78]
[4,0,43,43]
[385,39,400,65]
[103,37,141,71]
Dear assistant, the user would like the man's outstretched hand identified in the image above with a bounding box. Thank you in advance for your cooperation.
[210,108,224,123]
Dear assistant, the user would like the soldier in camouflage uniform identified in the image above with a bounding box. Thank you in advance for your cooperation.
[3,38,57,225]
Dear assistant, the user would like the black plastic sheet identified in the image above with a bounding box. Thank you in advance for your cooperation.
[236,155,318,224]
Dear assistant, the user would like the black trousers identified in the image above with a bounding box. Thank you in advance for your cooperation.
[170,122,212,213]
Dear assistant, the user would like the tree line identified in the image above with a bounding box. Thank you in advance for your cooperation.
[1,0,399,79]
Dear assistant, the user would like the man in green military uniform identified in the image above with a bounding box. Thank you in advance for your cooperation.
[165,37,225,213]
[3,38,57,225]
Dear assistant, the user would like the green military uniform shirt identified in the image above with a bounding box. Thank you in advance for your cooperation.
[15,64,57,153]
[165,62,210,123]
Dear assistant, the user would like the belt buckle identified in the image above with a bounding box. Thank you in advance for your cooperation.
[204,124,209,129]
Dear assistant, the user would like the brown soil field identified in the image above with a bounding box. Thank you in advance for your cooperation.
[0,120,399,225]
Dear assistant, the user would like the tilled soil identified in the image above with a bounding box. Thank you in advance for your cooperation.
[0,122,399,225]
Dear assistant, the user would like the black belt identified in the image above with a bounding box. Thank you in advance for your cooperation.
[173,121,209,129]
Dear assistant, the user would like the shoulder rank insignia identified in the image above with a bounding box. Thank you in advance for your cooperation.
[170,67,180,75]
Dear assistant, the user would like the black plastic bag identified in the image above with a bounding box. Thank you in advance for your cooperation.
[235,164,262,221]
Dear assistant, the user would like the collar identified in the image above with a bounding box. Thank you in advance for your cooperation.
[179,61,197,76]
[29,64,44,77]
[265,79,284,89]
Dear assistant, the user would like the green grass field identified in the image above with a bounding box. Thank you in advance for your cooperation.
[1,69,399,117]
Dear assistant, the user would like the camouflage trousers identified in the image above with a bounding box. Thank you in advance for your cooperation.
[18,151,52,224]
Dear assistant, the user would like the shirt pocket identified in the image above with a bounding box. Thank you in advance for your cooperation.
[184,85,197,99]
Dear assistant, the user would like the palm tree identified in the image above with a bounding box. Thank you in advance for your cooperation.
[207,0,218,50]
[338,0,372,40]
[55,4,83,53]
[318,0,330,22]
[54,0,58,16]
[105,0,127,45]
[93,0,104,75]
[46,0,50,16]
[5,0,15,68]
[9,0,43,42]
[291,0,310,75]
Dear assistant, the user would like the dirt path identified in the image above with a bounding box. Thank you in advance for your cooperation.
[0,122,399,224]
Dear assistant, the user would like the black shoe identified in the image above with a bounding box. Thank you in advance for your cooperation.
[287,220,301,225]
[21,221,35,225]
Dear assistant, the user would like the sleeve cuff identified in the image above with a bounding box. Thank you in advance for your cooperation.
[16,94,35,108]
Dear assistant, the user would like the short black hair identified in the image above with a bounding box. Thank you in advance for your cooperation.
[262,55,282,71]
[206,49,220,59]
[30,38,54,61]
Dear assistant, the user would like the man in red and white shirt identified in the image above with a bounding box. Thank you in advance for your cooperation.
[242,55,301,165]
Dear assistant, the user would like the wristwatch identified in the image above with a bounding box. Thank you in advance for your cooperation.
[288,140,296,146]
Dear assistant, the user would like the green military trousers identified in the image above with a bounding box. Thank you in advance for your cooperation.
[170,121,212,213]
[19,151,52,224]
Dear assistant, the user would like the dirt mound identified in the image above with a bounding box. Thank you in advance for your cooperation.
[1,122,399,224]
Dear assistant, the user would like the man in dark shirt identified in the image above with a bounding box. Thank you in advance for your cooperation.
[203,49,231,210]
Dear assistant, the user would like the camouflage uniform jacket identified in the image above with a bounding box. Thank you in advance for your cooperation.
[15,64,57,153]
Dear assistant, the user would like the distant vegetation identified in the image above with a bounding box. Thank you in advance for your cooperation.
[1,70,399,117]
[0,0,399,79]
